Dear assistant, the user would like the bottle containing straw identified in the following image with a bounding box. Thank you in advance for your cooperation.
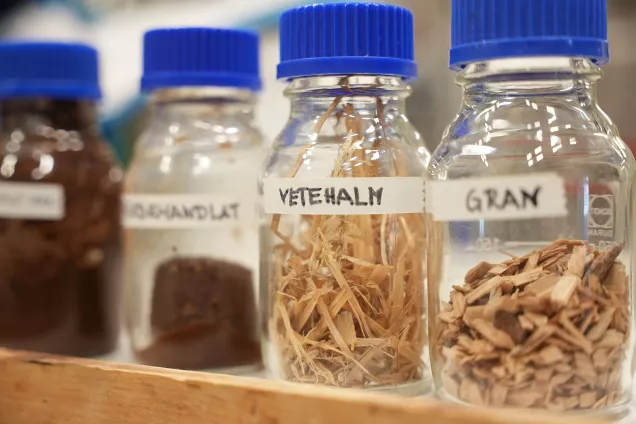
[260,2,431,395]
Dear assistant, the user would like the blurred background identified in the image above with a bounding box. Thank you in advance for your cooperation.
[0,0,634,166]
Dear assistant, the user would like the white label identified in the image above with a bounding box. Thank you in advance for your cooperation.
[0,181,64,220]
[427,173,567,221]
[123,194,256,229]
[263,177,424,215]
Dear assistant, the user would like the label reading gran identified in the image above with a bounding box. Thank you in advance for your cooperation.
[426,173,567,221]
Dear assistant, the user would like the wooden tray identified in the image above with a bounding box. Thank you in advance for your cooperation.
[0,348,608,424]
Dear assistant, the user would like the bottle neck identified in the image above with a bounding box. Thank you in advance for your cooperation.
[149,87,257,121]
[286,75,410,116]
[0,98,100,133]
[457,57,602,101]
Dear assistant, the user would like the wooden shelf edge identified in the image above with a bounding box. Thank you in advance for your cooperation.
[0,348,607,424]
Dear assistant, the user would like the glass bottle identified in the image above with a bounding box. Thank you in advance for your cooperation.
[428,0,634,416]
[261,3,431,395]
[0,42,122,356]
[124,28,263,371]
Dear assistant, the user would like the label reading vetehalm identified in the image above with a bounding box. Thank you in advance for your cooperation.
[426,173,567,221]
[263,177,424,215]
[0,181,65,221]
[122,194,256,229]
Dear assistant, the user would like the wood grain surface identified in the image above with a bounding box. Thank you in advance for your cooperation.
[0,348,608,424]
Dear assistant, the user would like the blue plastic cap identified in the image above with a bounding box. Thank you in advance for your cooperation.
[450,0,609,71]
[0,42,101,100]
[278,3,416,80]
[142,28,261,92]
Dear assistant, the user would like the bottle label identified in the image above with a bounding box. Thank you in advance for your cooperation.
[122,194,256,229]
[0,181,65,221]
[426,172,567,221]
[263,177,424,215]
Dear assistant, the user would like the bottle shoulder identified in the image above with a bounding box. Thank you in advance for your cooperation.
[430,96,632,180]
[266,111,430,178]
[0,128,121,184]
[135,114,265,155]
[127,116,266,192]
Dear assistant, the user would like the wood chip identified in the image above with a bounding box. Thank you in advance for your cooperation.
[525,312,548,327]
[488,263,511,276]
[592,349,610,369]
[593,395,608,409]
[465,276,503,305]
[539,245,568,262]
[452,284,472,294]
[494,310,526,344]
[450,291,466,318]
[586,307,616,342]
[484,295,519,320]
[579,391,597,409]
[604,263,627,295]
[550,275,580,307]
[573,352,597,385]
[558,314,593,354]
[467,339,495,355]
[535,367,554,382]
[566,245,587,277]
[503,267,544,288]
[517,314,535,331]
[525,274,560,297]
[590,244,623,280]
[596,329,624,349]
[472,319,515,350]
[551,372,574,386]
[507,389,543,408]
[465,261,494,284]
[513,324,557,357]
[538,345,565,365]
[522,251,541,272]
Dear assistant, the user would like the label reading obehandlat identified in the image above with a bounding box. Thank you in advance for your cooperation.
[426,173,567,221]
[0,181,64,221]
[263,177,424,215]
[122,194,256,229]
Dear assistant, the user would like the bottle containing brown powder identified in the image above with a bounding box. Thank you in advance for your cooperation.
[0,42,122,356]
[123,28,263,371]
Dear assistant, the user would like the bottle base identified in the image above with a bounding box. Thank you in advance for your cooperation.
[436,388,631,420]
[265,369,431,396]
[366,378,432,397]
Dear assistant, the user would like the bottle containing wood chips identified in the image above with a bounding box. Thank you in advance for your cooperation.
[0,42,122,356]
[124,28,263,371]
[260,3,431,395]
[427,0,634,416]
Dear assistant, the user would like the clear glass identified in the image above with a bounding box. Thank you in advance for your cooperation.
[0,98,122,356]
[260,75,431,394]
[428,58,634,416]
[124,87,264,371]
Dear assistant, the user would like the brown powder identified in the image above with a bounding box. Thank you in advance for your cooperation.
[135,257,261,370]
